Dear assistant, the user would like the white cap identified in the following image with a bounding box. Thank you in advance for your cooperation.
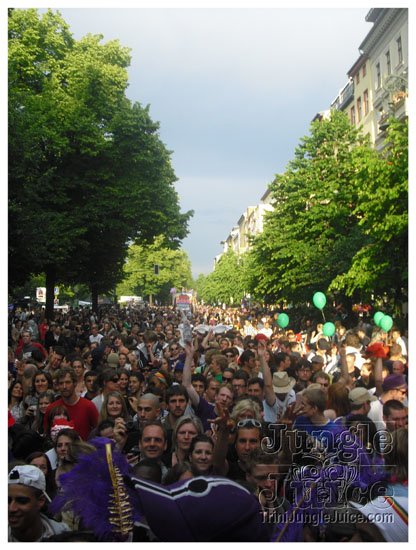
[8,464,51,501]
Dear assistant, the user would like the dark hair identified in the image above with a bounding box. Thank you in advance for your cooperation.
[54,428,81,451]
[8,379,24,405]
[295,359,313,372]
[25,451,57,500]
[189,434,214,455]
[32,370,53,394]
[166,385,189,403]
[12,429,45,460]
[56,367,77,384]
[96,419,115,436]
[248,377,264,390]
[239,350,255,365]
[132,459,162,484]
[31,348,45,363]
[222,347,239,358]
[383,399,405,417]
[233,369,249,382]
[54,346,66,358]
[191,373,207,389]
[275,352,289,366]
[162,461,194,485]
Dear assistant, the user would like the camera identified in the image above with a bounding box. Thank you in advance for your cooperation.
[125,420,136,433]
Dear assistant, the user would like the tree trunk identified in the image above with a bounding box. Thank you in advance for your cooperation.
[45,266,55,321]
[91,283,99,314]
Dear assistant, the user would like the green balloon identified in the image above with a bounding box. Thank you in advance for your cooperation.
[278,313,289,328]
[313,292,326,309]
[323,322,336,338]
[380,315,393,332]
[373,311,385,327]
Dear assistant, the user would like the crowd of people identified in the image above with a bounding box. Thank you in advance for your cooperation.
[8,302,408,541]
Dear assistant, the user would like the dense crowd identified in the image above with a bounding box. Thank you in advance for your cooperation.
[8,303,408,542]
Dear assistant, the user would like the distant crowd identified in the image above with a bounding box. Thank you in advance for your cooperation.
[8,303,408,542]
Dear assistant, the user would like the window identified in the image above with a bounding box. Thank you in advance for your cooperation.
[357,97,362,122]
[350,106,356,125]
[356,72,360,85]
[363,90,369,115]
[386,50,391,75]
[376,63,381,88]
[362,63,366,78]
[397,36,403,64]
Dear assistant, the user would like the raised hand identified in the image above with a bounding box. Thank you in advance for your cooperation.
[207,402,235,432]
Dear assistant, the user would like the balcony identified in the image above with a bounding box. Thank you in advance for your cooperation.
[331,80,354,112]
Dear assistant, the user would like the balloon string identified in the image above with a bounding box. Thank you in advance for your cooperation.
[321,309,326,322]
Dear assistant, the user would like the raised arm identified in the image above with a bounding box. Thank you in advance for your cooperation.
[258,339,276,407]
[373,357,383,397]
[182,342,200,408]
[209,404,233,476]
[336,346,353,387]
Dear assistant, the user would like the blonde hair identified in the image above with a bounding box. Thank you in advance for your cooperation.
[230,398,261,422]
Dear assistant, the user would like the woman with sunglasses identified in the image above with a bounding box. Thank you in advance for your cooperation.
[91,368,121,414]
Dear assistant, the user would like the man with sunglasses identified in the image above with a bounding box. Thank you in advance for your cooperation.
[368,374,408,431]
[210,408,263,481]
[222,347,240,368]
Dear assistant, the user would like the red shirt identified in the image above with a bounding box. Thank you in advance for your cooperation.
[44,397,98,441]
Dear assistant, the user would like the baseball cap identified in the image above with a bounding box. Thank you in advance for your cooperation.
[348,387,377,406]
[310,355,324,364]
[8,464,51,502]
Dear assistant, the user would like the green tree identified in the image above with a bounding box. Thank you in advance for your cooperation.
[246,110,373,305]
[196,249,247,306]
[9,8,192,317]
[330,117,408,311]
[116,237,194,305]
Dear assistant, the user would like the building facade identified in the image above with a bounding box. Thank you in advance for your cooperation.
[330,8,408,151]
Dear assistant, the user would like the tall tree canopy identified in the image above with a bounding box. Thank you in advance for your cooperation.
[246,110,407,308]
[9,8,192,315]
[330,116,408,308]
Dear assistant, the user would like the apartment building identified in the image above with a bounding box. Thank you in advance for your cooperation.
[331,8,408,151]
[359,8,408,150]
[215,196,274,267]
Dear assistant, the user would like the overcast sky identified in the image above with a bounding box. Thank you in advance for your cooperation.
[31,4,383,276]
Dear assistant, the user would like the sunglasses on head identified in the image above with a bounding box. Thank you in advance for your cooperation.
[237,419,262,429]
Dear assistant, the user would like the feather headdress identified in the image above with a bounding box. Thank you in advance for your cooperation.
[49,437,142,541]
